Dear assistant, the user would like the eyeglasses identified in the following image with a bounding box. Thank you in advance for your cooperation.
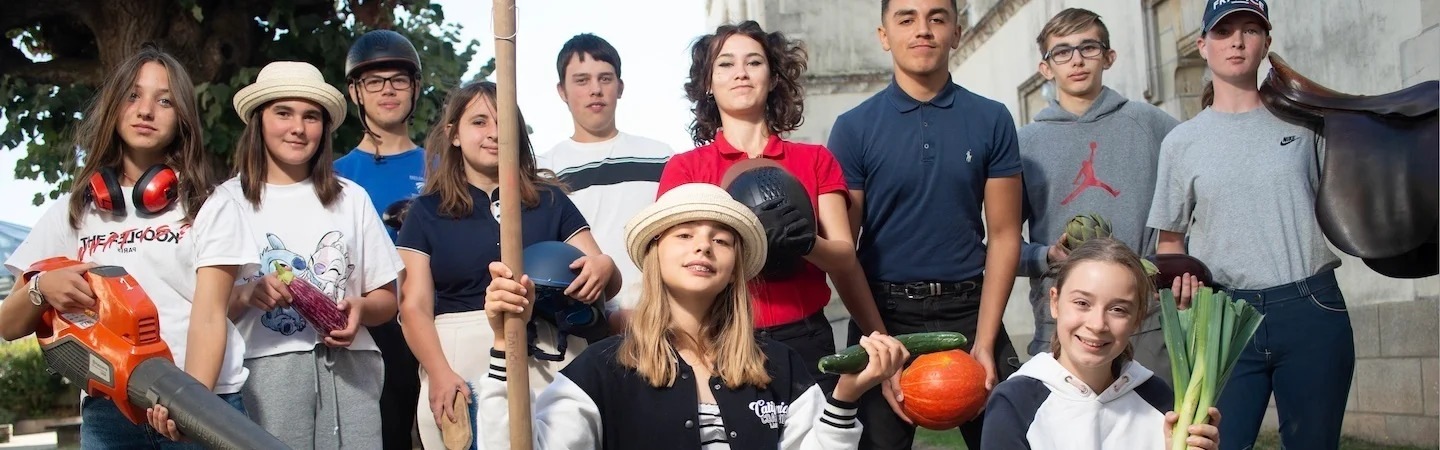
[357,74,414,93]
[1043,42,1108,64]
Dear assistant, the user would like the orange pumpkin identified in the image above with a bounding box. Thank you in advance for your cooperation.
[899,349,988,430]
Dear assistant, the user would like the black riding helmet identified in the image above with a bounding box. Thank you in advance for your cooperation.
[346,30,423,142]
[723,162,816,280]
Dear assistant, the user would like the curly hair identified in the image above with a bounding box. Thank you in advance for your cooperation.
[683,20,808,146]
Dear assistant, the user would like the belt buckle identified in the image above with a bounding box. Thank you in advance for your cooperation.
[902,282,942,299]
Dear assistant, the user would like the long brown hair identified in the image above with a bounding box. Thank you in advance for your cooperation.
[683,20,808,146]
[231,102,342,208]
[66,44,214,228]
[1047,237,1155,376]
[618,228,771,390]
[421,80,562,219]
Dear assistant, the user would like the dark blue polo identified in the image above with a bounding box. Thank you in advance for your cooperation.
[827,77,1022,283]
[396,184,589,315]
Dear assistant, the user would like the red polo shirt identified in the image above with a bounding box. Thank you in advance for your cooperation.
[657,130,848,328]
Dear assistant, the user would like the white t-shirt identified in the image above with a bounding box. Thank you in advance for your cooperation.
[217,176,403,359]
[538,132,674,310]
[4,189,259,395]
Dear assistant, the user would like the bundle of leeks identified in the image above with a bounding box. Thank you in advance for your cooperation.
[1160,286,1264,450]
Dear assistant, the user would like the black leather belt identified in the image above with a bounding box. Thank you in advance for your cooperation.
[873,278,982,300]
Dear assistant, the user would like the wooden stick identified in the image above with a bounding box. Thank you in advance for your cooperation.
[492,0,532,448]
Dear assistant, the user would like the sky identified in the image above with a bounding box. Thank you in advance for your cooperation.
[0,0,708,228]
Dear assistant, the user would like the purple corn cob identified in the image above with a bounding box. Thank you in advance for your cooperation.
[275,265,349,335]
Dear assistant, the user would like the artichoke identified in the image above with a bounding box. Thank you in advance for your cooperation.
[1142,259,1160,277]
[1062,213,1113,252]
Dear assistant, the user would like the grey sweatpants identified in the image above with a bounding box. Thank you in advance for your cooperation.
[241,346,384,450]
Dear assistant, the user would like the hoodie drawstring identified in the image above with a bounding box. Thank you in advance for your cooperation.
[311,345,343,448]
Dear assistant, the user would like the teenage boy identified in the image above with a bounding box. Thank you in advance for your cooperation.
[538,33,673,328]
[1017,8,1181,388]
[826,0,1024,448]
[333,29,424,450]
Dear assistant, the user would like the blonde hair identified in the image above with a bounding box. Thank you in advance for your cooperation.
[1048,237,1155,375]
[618,227,771,389]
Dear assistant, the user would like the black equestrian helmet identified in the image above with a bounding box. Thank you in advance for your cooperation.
[721,159,816,279]
[345,29,422,79]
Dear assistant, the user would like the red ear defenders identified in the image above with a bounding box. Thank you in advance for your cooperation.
[87,165,179,216]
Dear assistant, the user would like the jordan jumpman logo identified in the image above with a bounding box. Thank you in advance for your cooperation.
[1061,141,1120,205]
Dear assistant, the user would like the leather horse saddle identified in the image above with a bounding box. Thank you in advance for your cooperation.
[1259,52,1439,278]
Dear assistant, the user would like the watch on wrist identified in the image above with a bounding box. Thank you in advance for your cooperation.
[28,271,46,307]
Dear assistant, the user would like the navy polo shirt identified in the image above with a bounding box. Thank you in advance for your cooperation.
[828,77,1022,283]
[396,184,589,315]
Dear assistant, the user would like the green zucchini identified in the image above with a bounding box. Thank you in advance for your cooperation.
[817,331,969,374]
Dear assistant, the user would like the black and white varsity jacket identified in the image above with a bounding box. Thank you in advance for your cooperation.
[479,335,862,449]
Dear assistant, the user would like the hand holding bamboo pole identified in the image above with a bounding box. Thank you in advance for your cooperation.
[492,0,532,448]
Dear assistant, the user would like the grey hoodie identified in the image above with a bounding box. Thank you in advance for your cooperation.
[1017,86,1179,355]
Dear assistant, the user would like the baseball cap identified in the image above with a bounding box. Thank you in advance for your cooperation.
[1202,0,1271,34]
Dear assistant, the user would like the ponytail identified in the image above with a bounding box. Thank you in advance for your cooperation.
[1201,80,1215,109]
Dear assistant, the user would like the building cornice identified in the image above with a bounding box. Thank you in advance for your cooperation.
[950,0,1032,69]
[802,71,893,95]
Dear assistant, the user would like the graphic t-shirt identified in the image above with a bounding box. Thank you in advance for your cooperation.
[5,188,259,394]
[217,176,403,358]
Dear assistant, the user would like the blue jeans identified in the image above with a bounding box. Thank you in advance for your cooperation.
[1218,270,1354,450]
[80,392,246,449]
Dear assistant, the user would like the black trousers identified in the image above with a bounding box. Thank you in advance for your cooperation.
[846,280,1020,450]
[369,318,421,449]
[756,310,840,393]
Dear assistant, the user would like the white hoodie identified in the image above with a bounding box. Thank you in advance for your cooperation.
[980,352,1174,450]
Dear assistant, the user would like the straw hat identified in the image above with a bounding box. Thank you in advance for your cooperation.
[232,61,346,133]
[624,183,767,280]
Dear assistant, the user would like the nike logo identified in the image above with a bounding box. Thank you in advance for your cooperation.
[1281,136,1298,146]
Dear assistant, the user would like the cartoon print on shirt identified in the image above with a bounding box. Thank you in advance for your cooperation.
[257,234,315,336]
[310,231,354,300]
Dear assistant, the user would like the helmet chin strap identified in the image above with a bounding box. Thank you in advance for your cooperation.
[353,77,421,163]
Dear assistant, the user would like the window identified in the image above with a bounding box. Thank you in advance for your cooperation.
[1017,72,1053,126]
[1174,45,1206,120]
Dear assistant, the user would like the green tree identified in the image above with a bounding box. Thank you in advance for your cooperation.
[2,0,492,206]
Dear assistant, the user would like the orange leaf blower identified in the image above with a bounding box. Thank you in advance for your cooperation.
[24,257,288,449]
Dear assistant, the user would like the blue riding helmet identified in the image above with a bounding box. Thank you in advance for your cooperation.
[522,241,610,361]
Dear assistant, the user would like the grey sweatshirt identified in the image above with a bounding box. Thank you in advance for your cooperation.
[1017,86,1179,355]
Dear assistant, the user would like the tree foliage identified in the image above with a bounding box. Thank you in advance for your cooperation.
[0,338,75,421]
[2,0,491,205]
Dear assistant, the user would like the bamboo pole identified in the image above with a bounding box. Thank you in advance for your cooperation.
[492,0,532,448]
